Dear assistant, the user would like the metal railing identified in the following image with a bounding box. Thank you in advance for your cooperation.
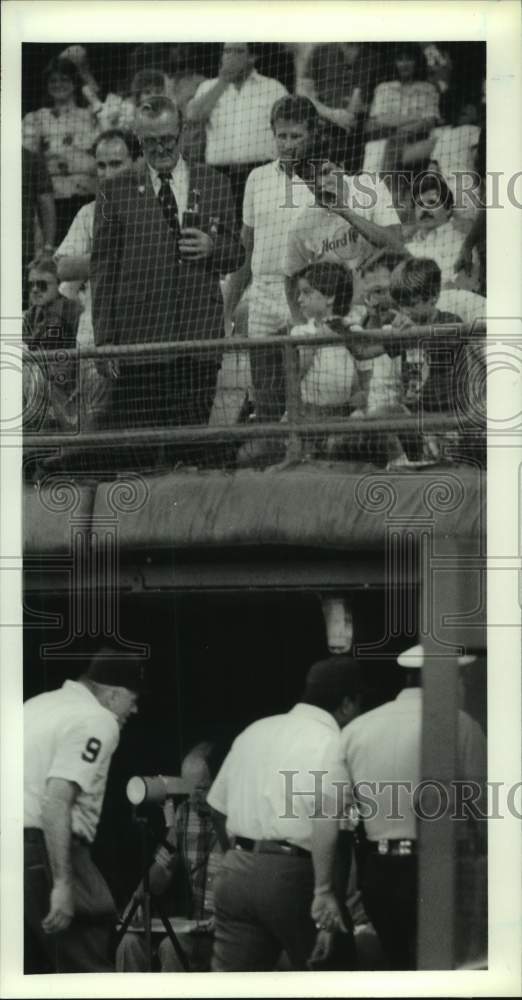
[23,321,487,467]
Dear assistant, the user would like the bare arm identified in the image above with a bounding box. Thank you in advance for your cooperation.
[285,274,305,325]
[335,205,404,253]
[36,193,56,249]
[56,254,91,282]
[296,77,356,131]
[310,818,347,932]
[41,777,79,934]
[402,133,437,165]
[186,78,229,124]
[455,185,486,274]
[311,100,355,131]
[365,113,437,140]
[224,224,253,327]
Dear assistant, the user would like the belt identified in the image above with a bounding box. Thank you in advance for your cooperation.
[232,836,310,859]
[367,838,416,857]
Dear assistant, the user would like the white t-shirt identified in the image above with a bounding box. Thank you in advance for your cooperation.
[243,160,314,281]
[207,703,350,851]
[24,680,120,843]
[291,318,358,406]
[369,80,440,122]
[284,175,400,277]
[342,688,486,842]
[430,124,481,200]
[190,70,287,166]
[56,200,95,346]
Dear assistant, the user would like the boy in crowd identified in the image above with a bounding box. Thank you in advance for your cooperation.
[388,256,465,463]
[291,262,358,422]
[23,255,81,433]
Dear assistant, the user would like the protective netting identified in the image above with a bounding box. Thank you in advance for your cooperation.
[22,41,486,477]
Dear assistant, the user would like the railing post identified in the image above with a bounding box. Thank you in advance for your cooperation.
[284,340,302,463]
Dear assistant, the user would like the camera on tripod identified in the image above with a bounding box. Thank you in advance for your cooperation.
[126,774,190,806]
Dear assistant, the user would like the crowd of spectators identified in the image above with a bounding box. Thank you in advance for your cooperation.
[21,41,487,474]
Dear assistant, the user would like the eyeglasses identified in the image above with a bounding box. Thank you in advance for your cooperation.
[28,280,53,291]
[141,135,180,153]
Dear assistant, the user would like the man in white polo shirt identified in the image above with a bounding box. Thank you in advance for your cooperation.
[226,96,320,446]
[186,43,287,219]
[207,656,363,972]
[55,128,134,433]
[24,648,143,973]
[341,643,486,970]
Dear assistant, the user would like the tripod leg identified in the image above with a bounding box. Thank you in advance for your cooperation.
[155,900,190,972]
[114,893,141,947]
[143,892,152,971]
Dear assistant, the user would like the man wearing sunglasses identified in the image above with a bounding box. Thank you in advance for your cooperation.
[91,96,242,466]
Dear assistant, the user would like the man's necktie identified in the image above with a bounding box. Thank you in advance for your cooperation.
[157,172,180,237]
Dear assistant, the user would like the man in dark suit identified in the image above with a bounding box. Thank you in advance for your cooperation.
[91,96,242,462]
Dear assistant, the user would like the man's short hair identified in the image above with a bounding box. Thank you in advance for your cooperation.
[359,248,408,279]
[300,655,363,713]
[134,95,182,130]
[299,261,354,316]
[94,128,134,158]
[390,256,442,307]
[183,741,228,781]
[412,171,454,212]
[223,42,258,57]
[270,95,319,133]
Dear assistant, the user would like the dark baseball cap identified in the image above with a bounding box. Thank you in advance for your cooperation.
[85,646,148,693]
[303,655,362,699]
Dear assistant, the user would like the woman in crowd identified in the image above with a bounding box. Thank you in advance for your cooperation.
[296,43,374,173]
[363,43,440,175]
[87,67,169,133]
[22,57,100,242]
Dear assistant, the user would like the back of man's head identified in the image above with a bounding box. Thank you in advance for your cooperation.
[300,655,363,714]
[81,645,145,694]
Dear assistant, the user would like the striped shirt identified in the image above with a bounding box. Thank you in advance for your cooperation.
[174,800,223,918]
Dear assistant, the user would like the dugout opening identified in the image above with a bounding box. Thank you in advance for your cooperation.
[23,579,486,918]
